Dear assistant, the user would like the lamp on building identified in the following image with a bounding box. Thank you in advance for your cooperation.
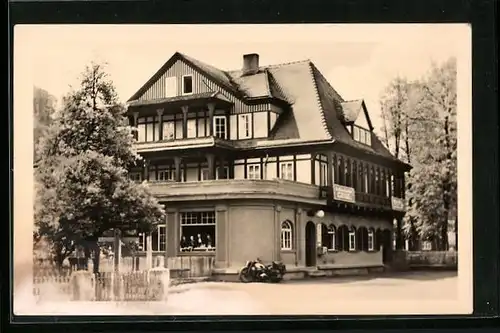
[306,209,325,218]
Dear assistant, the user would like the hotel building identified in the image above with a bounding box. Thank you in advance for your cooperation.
[126,52,411,279]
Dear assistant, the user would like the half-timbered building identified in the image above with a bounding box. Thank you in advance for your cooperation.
[126,52,411,279]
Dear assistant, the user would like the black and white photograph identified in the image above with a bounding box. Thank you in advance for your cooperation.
[13,24,472,316]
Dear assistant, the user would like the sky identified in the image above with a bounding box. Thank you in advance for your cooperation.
[17,24,469,134]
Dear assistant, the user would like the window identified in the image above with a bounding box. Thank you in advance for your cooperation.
[319,162,328,186]
[137,116,159,142]
[165,76,177,97]
[187,119,196,138]
[364,166,369,193]
[348,229,356,251]
[201,167,228,181]
[368,230,374,251]
[328,225,336,250]
[386,176,390,197]
[239,114,251,139]
[353,126,360,141]
[365,131,372,145]
[279,162,294,180]
[180,211,216,252]
[217,166,229,180]
[139,225,166,252]
[281,221,293,250]
[422,241,432,251]
[247,164,261,179]
[345,159,351,186]
[137,123,146,142]
[182,75,193,95]
[157,167,174,181]
[213,116,227,139]
[163,122,175,140]
[129,172,142,182]
[320,224,336,250]
[352,125,372,146]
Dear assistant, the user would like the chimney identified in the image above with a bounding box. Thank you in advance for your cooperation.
[242,53,259,75]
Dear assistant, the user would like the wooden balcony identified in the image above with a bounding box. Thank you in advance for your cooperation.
[134,136,234,154]
[144,178,328,205]
[320,184,405,212]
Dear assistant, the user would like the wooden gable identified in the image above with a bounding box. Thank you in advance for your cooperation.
[135,58,228,101]
[128,53,274,115]
[354,101,374,131]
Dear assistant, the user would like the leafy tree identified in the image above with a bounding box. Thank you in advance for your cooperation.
[380,77,419,249]
[35,62,165,272]
[406,58,457,251]
[379,57,457,251]
[33,87,57,162]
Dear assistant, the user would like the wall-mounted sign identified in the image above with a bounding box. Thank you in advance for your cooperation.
[391,197,405,212]
[333,184,355,203]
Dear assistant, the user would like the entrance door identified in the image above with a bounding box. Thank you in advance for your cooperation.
[381,229,392,264]
[305,222,317,267]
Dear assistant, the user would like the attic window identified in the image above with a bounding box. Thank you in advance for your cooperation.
[182,75,193,95]
[352,125,371,146]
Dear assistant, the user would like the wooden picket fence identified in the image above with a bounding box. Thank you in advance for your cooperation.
[32,256,215,302]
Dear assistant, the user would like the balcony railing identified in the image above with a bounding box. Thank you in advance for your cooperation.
[133,136,235,153]
[320,184,404,212]
[355,192,391,207]
[144,178,327,205]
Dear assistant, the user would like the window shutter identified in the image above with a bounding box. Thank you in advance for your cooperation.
[165,77,177,97]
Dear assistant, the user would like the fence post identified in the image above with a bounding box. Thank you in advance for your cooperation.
[146,233,153,269]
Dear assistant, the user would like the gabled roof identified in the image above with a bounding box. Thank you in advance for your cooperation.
[341,99,374,131]
[128,52,406,166]
[226,68,290,104]
[127,52,241,102]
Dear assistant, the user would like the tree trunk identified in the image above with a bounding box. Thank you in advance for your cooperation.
[54,252,65,272]
[440,221,449,251]
[91,242,101,274]
[409,221,418,251]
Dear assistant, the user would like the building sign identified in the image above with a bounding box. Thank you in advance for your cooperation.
[333,184,355,203]
[391,197,405,211]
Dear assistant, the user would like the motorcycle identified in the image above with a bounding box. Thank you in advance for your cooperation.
[238,258,286,283]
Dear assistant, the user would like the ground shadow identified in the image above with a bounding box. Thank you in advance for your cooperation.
[282,270,458,285]
[381,270,458,281]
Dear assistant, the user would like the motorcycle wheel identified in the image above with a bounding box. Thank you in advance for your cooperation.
[238,267,252,283]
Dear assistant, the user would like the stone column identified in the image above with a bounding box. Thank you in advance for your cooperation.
[295,208,303,266]
[206,153,216,180]
[181,106,188,139]
[274,205,282,261]
[133,112,139,140]
[207,103,215,137]
[174,156,182,182]
[157,109,164,140]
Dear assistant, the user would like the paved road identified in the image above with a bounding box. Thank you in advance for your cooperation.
[15,271,459,316]
[166,271,459,315]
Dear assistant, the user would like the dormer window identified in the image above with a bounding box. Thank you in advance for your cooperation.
[182,75,193,95]
[353,125,371,146]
